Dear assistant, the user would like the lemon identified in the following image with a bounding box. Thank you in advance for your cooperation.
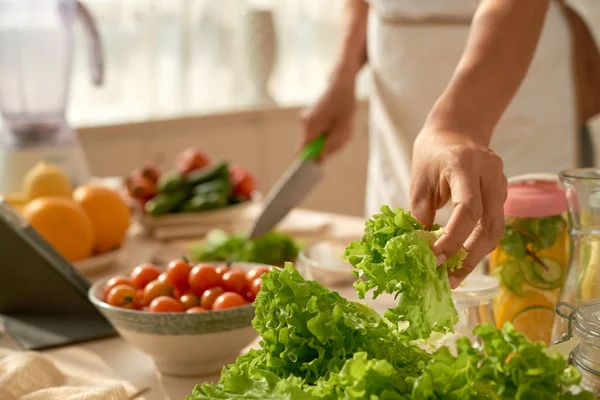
[511,306,555,344]
[22,161,73,200]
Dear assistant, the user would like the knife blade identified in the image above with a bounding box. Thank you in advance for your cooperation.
[247,135,326,239]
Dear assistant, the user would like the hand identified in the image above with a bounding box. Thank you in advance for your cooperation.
[300,73,356,161]
[410,128,507,288]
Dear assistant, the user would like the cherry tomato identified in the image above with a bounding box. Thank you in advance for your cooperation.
[158,273,169,283]
[215,265,230,279]
[229,165,256,199]
[141,161,161,184]
[212,292,247,311]
[249,277,261,301]
[165,259,192,291]
[149,296,184,313]
[188,264,220,296]
[176,148,210,175]
[221,269,248,295]
[246,266,270,284]
[143,280,174,305]
[200,287,225,310]
[131,264,162,289]
[134,289,145,309]
[104,275,135,297]
[187,306,208,313]
[180,293,200,310]
[106,285,136,309]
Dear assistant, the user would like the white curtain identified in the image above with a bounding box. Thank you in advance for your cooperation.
[70,0,372,126]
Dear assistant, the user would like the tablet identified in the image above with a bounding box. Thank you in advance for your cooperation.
[0,199,116,350]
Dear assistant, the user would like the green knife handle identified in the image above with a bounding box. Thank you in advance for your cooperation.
[300,134,326,161]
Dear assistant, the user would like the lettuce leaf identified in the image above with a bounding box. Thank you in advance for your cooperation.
[343,206,466,340]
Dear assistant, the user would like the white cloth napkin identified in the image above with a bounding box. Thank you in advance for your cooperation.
[0,351,132,400]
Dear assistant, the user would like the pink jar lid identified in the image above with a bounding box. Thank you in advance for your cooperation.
[504,179,567,218]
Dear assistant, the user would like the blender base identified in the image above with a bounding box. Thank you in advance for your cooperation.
[0,143,91,194]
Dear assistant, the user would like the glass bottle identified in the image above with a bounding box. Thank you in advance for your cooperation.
[552,168,600,343]
[489,175,569,345]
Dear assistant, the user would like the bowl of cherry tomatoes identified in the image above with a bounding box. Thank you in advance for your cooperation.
[88,259,271,377]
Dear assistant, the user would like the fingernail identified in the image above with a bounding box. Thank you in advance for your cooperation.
[436,254,447,266]
[449,276,460,289]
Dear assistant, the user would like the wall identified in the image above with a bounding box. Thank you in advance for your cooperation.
[78,101,370,217]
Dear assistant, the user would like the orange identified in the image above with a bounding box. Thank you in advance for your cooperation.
[23,197,94,262]
[73,185,131,254]
[494,287,554,328]
[511,306,555,344]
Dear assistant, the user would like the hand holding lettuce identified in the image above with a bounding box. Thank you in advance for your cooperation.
[187,206,593,399]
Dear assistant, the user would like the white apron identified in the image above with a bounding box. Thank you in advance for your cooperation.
[365,0,577,223]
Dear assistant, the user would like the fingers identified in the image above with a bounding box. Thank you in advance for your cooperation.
[410,178,436,230]
[300,106,329,151]
[320,116,354,160]
[431,169,483,266]
[449,172,506,288]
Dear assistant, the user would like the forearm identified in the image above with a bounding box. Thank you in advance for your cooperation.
[332,0,369,82]
[426,0,550,145]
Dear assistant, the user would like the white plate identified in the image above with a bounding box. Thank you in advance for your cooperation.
[74,246,124,274]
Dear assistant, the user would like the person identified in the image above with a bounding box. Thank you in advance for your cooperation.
[301,0,600,287]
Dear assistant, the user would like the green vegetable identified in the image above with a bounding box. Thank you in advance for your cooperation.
[157,171,188,193]
[186,161,229,186]
[343,206,466,340]
[189,229,300,266]
[188,263,592,400]
[144,191,187,216]
[180,192,228,213]
[193,179,232,197]
[498,215,567,293]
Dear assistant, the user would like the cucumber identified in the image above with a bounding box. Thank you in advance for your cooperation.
[519,257,563,290]
[499,261,526,296]
[145,191,188,217]
[193,179,232,197]
[181,191,228,213]
[157,171,188,193]
[186,161,229,187]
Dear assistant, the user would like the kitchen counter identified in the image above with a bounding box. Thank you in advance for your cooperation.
[0,209,366,400]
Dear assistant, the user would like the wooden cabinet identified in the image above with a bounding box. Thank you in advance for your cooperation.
[78,101,369,216]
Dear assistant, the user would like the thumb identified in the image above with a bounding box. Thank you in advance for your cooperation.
[410,181,436,229]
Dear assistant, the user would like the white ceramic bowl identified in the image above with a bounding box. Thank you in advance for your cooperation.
[88,262,265,377]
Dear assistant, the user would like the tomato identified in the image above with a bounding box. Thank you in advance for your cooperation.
[176,148,210,175]
[212,292,247,311]
[215,265,230,279]
[221,269,248,294]
[200,287,225,310]
[229,165,256,199]
[143,280,174,305]
[131,264,162,289]
[158,273,169,283]
[134,289,145,309]
[104,275,135,297]
[246,266,270,284]
[149,296,184,313]
[179,293,200,310]
[187,306,208,313]
[127,173,157,202]
[188,264,220,296]
[106,285,136,309]
[165,259,192,291]
[141,161,161,184]
[249,277,262,301]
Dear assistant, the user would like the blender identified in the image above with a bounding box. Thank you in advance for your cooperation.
[0,0,104,194]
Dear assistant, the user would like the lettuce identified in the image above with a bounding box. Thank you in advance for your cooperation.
[188,206,592,400]
[343,206,466,340]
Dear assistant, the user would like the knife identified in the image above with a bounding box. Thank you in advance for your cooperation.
[247,135,326,239]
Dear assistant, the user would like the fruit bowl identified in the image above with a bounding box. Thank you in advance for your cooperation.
[88,262,266,377]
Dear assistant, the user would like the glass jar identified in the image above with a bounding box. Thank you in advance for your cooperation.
[452,274,499,346]
[552,169,600,343]
[489,175,569,345]
[554,299,600,396]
